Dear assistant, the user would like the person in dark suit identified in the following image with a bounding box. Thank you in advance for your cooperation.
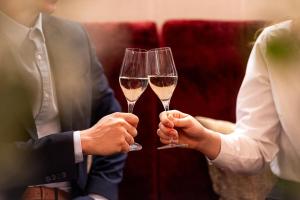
[0,0,138,199]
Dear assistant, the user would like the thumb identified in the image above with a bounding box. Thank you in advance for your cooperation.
[172,115,191,128]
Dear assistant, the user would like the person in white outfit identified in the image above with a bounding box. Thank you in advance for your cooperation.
[157,20,300,200]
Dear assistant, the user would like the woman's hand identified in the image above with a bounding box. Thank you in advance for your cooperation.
[158,110,221,159]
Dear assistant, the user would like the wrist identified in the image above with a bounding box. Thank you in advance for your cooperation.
[80,129,91,155]
[194,127,210,151]
[196,128,221,160]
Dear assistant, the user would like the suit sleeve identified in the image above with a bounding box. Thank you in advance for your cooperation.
[82,28,127,200]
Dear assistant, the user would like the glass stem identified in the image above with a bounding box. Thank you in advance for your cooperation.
[127,101,135,113]
[162,100,173,144]
[162,100,170,112]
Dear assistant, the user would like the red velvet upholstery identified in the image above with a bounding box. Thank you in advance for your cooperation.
[84,22,160,200]
[162,20,264,121]
[83,20,264,200]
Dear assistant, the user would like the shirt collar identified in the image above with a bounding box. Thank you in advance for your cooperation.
[0,11,44,49]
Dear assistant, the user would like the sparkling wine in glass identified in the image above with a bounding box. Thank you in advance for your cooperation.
[119,48,148,151]
[148,47,188,149]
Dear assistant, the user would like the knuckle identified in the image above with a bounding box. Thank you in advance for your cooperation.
[111,113,117,118]
[133,129,138,137]
[159,123,168,131]
[157,129,162,136]
[113,112,121,117]
[157,128,160,134]
[115,119,125,126]
[105,117,114,124]
[115,126,122,133]
[116,126,125,133]
[130,128,137,137]
[158,122,162,129]
[113,127,122,134]
[135,116,139,123]
[159,112,164,119]
[130,114,138,121]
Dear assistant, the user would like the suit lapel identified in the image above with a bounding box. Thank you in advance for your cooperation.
[13,52,38,139]
[42,15,91,190]
[0,35,38,139]
[42,15,73,131]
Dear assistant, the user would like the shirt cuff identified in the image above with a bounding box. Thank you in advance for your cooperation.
[209,133,233,167]
[73,131,84,163]
[89,194,109,200]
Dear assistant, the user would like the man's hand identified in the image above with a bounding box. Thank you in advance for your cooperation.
[80,112,139,156]
[157,110,221,159]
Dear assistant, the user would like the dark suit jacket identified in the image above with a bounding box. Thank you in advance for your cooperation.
[0,14,125,200]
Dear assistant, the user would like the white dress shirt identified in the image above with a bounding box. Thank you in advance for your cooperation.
[212,20,300,183]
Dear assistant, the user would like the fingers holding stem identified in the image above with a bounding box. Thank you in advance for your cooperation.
[162,100,175,144]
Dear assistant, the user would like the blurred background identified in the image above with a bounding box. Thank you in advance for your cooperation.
[54,0,299,24]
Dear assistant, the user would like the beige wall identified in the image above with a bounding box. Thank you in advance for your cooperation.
[54,0,299,24]
[241,0,300,21]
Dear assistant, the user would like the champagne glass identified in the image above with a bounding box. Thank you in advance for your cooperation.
[148,47,188,149]
[119,48,148,151]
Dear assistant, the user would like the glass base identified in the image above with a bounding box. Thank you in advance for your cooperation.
[157,143,188,150]
[129,142,143,151]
